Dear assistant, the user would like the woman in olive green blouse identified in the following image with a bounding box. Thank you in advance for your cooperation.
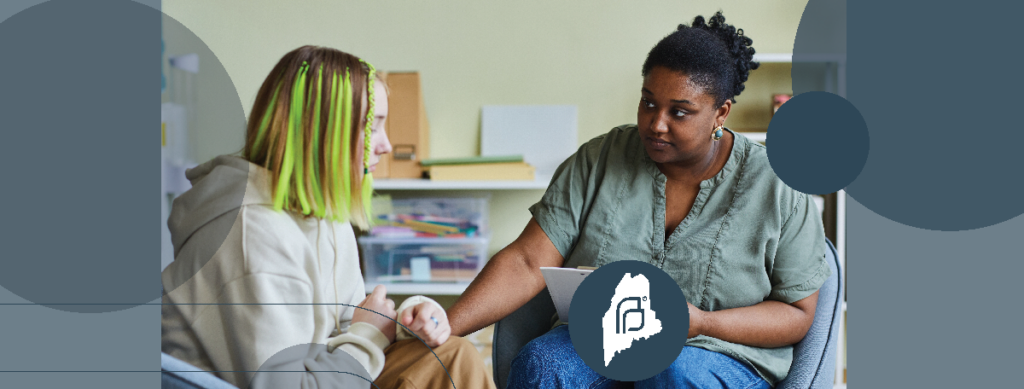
[448,12,830,388]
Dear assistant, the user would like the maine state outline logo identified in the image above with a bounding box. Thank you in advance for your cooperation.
[569,260,689,381]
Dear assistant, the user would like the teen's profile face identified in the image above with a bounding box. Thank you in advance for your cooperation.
[367,82,391,172]
[357,81,391,174]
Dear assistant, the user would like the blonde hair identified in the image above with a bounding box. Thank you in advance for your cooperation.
[242,46,378,229]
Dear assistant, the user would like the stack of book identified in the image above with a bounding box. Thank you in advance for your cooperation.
[420,155,535,181]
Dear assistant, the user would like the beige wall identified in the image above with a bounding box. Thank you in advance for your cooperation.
[164,0,807,160]
[163,0,810,257]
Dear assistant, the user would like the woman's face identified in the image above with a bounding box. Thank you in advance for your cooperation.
[637,66,730,166]
[357,81,392,174]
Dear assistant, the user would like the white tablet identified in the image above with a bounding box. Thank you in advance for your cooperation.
[540,267,594,324]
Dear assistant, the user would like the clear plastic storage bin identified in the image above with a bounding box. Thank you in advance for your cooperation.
[359,236,488,284]
[360,196,489,286]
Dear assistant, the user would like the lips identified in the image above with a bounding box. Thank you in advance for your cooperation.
[645,136,673,150]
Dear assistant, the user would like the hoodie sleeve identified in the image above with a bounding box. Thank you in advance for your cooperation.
[204,273,390,388]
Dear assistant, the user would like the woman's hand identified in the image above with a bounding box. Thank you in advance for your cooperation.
[687,302,705,339]
[352,285,397,343]
[400,302,451,347]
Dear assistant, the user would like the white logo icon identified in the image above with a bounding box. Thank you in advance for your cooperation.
[601,273,663,366]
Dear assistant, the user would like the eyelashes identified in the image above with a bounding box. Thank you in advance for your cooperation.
[641,98,687,118]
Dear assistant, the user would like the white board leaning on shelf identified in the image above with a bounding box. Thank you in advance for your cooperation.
[481,105,578,176]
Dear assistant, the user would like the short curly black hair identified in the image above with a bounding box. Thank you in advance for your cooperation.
[642,11,760,106]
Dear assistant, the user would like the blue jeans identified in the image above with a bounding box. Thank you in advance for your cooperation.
[508,325,770,389]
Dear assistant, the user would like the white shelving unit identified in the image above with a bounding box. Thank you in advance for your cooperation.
[374,174,552,190]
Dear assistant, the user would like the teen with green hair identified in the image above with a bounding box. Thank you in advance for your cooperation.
[161,45,494,388]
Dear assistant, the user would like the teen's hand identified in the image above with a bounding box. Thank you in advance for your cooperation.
[352,285,397,343]
[399,302,450,347]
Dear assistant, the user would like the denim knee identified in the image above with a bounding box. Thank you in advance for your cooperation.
[635,347,768,389]
[510,335,553,377]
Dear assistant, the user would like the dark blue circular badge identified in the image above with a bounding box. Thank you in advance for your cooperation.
[568,260,689,381]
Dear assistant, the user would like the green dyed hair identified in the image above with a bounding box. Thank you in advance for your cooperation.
[243,46,378,229]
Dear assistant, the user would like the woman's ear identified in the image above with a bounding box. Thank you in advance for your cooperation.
[716,99,732,126]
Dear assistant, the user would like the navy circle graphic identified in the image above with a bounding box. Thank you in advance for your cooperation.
[767,91,869,195]
[569,260,689,381]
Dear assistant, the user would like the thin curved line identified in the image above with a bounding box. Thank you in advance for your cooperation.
[246,370,381,389]
[164,370,381,389]
[0,303,456,388]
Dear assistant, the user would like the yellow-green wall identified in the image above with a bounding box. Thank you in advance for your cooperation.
[163,0,809,257]
[164,0,807,160]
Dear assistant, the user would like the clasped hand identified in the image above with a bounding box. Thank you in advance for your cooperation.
[351,285,451,347]
[399,300,450,347]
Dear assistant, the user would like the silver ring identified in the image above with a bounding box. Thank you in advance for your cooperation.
[430,316,439,327]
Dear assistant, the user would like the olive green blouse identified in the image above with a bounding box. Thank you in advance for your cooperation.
[529,125,831,386]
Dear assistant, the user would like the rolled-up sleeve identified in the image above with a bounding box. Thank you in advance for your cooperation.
[768,193,832,304]
[528,142,597,259]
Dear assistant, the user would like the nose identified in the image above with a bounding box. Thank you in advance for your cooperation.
[649,112,669,134]
[377,130,393,155]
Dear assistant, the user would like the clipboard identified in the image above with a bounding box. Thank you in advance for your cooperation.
[540,267,594,324]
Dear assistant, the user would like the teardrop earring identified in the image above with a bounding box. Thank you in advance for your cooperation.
[711,125,723,141]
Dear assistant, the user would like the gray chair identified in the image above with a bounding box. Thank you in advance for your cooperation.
[161,352,237,389]
[492,239,844,389]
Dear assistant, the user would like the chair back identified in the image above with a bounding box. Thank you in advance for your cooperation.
[491,288,557,389]
[777,238,843,389]
[161,352,238,389]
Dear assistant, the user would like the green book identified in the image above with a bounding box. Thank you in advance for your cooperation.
[419,155,524,166]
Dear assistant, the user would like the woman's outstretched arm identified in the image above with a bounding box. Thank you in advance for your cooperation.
[448,218,565,337]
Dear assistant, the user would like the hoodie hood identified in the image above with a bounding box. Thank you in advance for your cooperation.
[167,155,273,256]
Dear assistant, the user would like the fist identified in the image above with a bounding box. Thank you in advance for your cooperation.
[399,302,450,347]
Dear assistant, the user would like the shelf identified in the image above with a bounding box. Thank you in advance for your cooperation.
[376,133,766,190]
[752,53,792,63]
[792,53,846,63]
[751,53,847,63]
[374,174,552,190]
[365,282,469,295]
[737,132,766,143]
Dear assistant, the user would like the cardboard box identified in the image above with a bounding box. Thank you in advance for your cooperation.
[377,72,430,178]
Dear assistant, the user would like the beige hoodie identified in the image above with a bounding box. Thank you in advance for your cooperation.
[161,155,441,387]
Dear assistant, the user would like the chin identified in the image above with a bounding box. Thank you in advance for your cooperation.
[643,145,675,164]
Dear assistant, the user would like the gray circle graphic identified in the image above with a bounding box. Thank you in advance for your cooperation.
[0,1,245,312]
[793,0,1024,230]
[568,260,688,382]
[247,343,375,389]
[767,91,869,195]
[158,10,247,298]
